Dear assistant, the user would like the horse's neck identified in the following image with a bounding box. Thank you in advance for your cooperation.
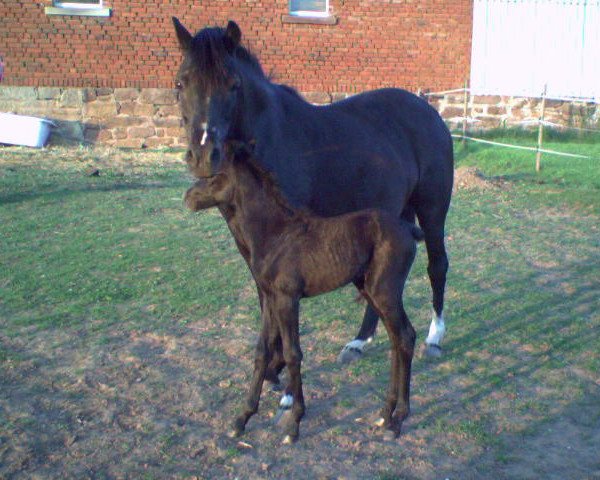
[238,80,316,206]
[231,165,299,248]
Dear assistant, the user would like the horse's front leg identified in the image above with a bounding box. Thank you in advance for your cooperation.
[230,308,276,437]
[268,294,305,444]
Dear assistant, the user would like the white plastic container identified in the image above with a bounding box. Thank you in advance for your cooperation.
[0,112,55,148]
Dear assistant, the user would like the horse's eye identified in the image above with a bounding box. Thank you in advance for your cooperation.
[175,81,183,90]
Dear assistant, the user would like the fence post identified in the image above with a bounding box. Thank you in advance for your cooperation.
[462,79,469,147]
[536,85,547,172]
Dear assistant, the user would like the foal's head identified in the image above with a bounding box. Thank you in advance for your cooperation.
[172,18,262,178]
[184,173,232,212]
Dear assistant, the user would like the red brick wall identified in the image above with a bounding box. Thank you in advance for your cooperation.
[0,0,472,94]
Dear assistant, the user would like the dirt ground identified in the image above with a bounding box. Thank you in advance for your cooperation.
[2,312,599,480]
[1,147,599,479]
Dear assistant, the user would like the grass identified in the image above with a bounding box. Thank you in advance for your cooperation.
[0,149,252,344]
[0,139,599,478]
[453,127,600,212]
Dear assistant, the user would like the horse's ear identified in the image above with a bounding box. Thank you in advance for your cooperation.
[225,20,242,49]
[173,17,192,51]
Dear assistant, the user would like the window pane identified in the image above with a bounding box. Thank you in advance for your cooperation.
[56,0,100,4]
[290,0,327,13]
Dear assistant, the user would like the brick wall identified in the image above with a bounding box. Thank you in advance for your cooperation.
[0,0,472,93]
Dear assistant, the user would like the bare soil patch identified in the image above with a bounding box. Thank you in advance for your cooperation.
[454,166,507,192]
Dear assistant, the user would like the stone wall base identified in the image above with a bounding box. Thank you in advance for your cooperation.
[426,92,600,131]
[1,86,598,148]
[0,86,185,148]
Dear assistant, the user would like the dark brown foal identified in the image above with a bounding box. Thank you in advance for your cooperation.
[185,153,422,443]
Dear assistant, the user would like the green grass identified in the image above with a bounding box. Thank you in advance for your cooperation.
[0,149,252,345]
[0,141,599,477]
[454,128,600,212]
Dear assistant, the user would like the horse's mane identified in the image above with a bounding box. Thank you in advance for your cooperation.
[190,26,266,92]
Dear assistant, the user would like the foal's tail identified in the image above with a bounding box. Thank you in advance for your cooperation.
[398,219,425,243]
[410,225,425,243]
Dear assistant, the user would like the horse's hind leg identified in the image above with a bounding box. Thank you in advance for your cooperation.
[338,207,417,365]
[416,204,450,358]
[338,305,377,364]
[366,290,416,438]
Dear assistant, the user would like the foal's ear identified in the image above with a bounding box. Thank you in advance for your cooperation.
[172,17,192,51]
[224,20,242,50]
[209,174,232,202]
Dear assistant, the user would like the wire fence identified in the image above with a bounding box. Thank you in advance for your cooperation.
[420,85,600,169]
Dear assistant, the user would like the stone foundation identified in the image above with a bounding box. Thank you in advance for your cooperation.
[0,86,185,148]
[0,86,598,148]
[427,92,600,131]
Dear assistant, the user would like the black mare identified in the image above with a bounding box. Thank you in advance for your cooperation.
[172,18,453,375]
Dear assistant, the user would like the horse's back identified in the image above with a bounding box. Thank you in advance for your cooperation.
[329,88,453,198]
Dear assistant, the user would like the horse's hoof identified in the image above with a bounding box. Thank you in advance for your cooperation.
[383,429,400,441]
[421,343,443,359]
[337,346,363,364]
[374,417,386,427]
[282,434,297,445]
[228,429,243,438]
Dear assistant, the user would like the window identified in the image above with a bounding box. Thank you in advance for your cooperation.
[45,0,111,16]
[55,0,102,8]
[289,0,329,18]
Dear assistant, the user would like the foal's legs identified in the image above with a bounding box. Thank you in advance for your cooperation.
[264,335,286,389]
[269,294,305,443]
[376,301,416,436]
[231,307,278,437]
[339,206,417,364]
[366,284,416,436]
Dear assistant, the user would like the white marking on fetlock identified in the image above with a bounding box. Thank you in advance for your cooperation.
[279,394,293,409]
[425,311,445,346]
[282,435,293,444]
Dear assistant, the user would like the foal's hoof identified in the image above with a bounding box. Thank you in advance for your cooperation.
[228,418,246,438]
[282,434,298,445]
[337,346,363,365]
[374,417,402,440]
[421,343,443,359]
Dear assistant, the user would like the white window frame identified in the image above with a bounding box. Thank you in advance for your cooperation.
[54,0,102,8]
[46,0,111,16]
[289,0,330,18]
